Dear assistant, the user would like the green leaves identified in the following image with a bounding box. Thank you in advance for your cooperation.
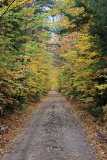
[0,1,51,114]
[55,0,107,118]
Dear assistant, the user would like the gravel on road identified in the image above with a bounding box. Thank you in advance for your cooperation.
[2,91,96,160]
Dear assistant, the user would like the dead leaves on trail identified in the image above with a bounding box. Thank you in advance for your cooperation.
[0,97,47,155]
[61,96,107,160]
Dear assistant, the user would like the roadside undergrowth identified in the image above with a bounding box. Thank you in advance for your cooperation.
[0,96,48,155]
[61,96,107,160]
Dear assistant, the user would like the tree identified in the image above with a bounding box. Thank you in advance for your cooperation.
[53,0,107,118]
[0,0,51,114]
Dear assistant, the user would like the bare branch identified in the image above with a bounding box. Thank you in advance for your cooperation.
[0,0,16,20]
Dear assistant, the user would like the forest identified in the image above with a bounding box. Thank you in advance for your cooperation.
[0,0,107,121]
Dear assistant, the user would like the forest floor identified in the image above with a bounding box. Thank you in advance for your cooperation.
[0,91,107,160]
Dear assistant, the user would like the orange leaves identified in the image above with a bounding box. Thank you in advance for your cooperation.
[0,2,52,114]
[56,23,98,102]
[97,69,107,74]
[13,0,32,7]
[55,33,78,62]
[104,57,107,60]
[0,0,32,9]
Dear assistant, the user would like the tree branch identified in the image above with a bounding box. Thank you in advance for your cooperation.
[0,0,16,20]
[0,0,31,20]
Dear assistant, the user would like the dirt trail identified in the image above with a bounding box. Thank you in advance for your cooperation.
[2,91,97,160]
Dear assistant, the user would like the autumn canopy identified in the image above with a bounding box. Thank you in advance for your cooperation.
[0,0,107,120]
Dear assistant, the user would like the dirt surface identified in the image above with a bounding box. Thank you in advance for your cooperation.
[1,91,97,160]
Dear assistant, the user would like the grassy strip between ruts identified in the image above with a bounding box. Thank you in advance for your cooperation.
[61,95,107,160]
